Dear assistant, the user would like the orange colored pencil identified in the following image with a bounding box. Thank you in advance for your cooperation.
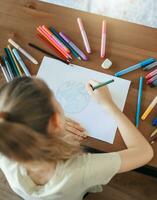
[37,27,72,60]
[42,25,70,53]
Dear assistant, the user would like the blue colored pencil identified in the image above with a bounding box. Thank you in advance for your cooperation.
[12,48,31,77]
[115,58,155,77]
[135,76,144,128]
[152,117,157,126]
[143,61,157,71]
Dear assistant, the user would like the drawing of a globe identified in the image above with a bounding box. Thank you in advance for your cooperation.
[56,81,90,114]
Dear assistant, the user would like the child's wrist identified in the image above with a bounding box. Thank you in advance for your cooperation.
[102,102,117,112]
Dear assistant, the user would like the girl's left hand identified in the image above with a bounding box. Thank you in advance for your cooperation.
[65,118,88,142]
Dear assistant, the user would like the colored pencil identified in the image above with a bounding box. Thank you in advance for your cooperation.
[4,47,20,77]
[1,56,14,80]
[146,74,157,85]
[37,26,72,60]
[36,33,70,62]
[135,76,144,128]
[152,117,157,126]
[100,20,106,58]
[146,68,157,80]
[12,48,31,76]
[77,17,91,54]
[41,25,70,53]
[143,61,157,71]
[150,128,157,137]
[115,58,155,77]
[0,62,10,82]
[28,43,70,65]
[50,27,81,60]
[150,79,157,87]
[141,96,157,120]
[59,32,88,61]
[8,39,38,65]
[39,26,72,59]
[150,134,157,144]
[8,45,23,76]
[92,79,114,90]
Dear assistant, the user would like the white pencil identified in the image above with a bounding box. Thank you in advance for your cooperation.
[150,129,157,138]
[8,39,38,65]
[0,63,10,82]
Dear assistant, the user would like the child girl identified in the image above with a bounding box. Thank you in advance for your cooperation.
[0,77,153,200]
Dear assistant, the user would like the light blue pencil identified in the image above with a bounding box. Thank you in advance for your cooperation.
[135,76,144,128]
[115,58,155,77]
[12,48,31,77]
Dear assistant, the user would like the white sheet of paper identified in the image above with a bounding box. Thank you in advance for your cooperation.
[37,57,131,144]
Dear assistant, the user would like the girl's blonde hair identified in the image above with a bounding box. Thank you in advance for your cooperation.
[0,77,80,163]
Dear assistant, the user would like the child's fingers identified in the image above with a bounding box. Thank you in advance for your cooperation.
[86,80,100,94]
[85,83,93,95]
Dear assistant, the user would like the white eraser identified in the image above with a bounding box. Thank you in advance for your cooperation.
[101,58,112,69]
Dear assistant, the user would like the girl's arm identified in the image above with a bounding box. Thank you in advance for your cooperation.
[86,80,154,173]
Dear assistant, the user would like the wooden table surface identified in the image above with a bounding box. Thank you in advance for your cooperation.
[0,0,157,169]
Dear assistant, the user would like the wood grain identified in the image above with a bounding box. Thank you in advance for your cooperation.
[0,0,156,168]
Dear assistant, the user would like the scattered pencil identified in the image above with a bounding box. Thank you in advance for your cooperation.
[135,76,144,128]
[115,58,155,77]
[77,17,91,54]
[0,62,10,82]
[150,133,157,144]
[150,128,157,138]
[100,20,106,58]
[8,38,38,65]
[141,96,157,120]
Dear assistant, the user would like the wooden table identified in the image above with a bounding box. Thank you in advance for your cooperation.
[0,0,157,174]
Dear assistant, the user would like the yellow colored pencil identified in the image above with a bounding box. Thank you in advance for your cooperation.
[7,45,23,76]
[141,96,157,120]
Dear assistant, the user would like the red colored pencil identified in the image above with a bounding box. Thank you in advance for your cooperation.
[146,68,157,79]
[37,26,72,60]
[36,33,70,62]
[41,25,70,53]
[146,74,157,85]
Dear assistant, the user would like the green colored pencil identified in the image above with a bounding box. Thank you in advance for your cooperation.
[92,79,114,90]
[4,48,20,77]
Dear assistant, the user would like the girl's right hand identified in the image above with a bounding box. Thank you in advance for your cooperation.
[86,80,114,109]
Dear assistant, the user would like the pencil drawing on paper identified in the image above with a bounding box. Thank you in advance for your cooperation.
[56,81,90,114]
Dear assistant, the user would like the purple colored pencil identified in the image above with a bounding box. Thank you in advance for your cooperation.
[59,32,88,61]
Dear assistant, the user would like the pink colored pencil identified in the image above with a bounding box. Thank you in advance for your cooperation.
[146,74,157,84]
[41,25,70,53]
[36,34,70,62]
[146,68,157,79]
[77,18,91,54]
[37,26,72,60]
[100,20,106,58]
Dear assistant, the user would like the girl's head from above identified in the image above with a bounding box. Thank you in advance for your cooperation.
[0,77,80,166]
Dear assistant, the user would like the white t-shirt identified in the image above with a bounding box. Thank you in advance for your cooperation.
[0,152,121,200]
